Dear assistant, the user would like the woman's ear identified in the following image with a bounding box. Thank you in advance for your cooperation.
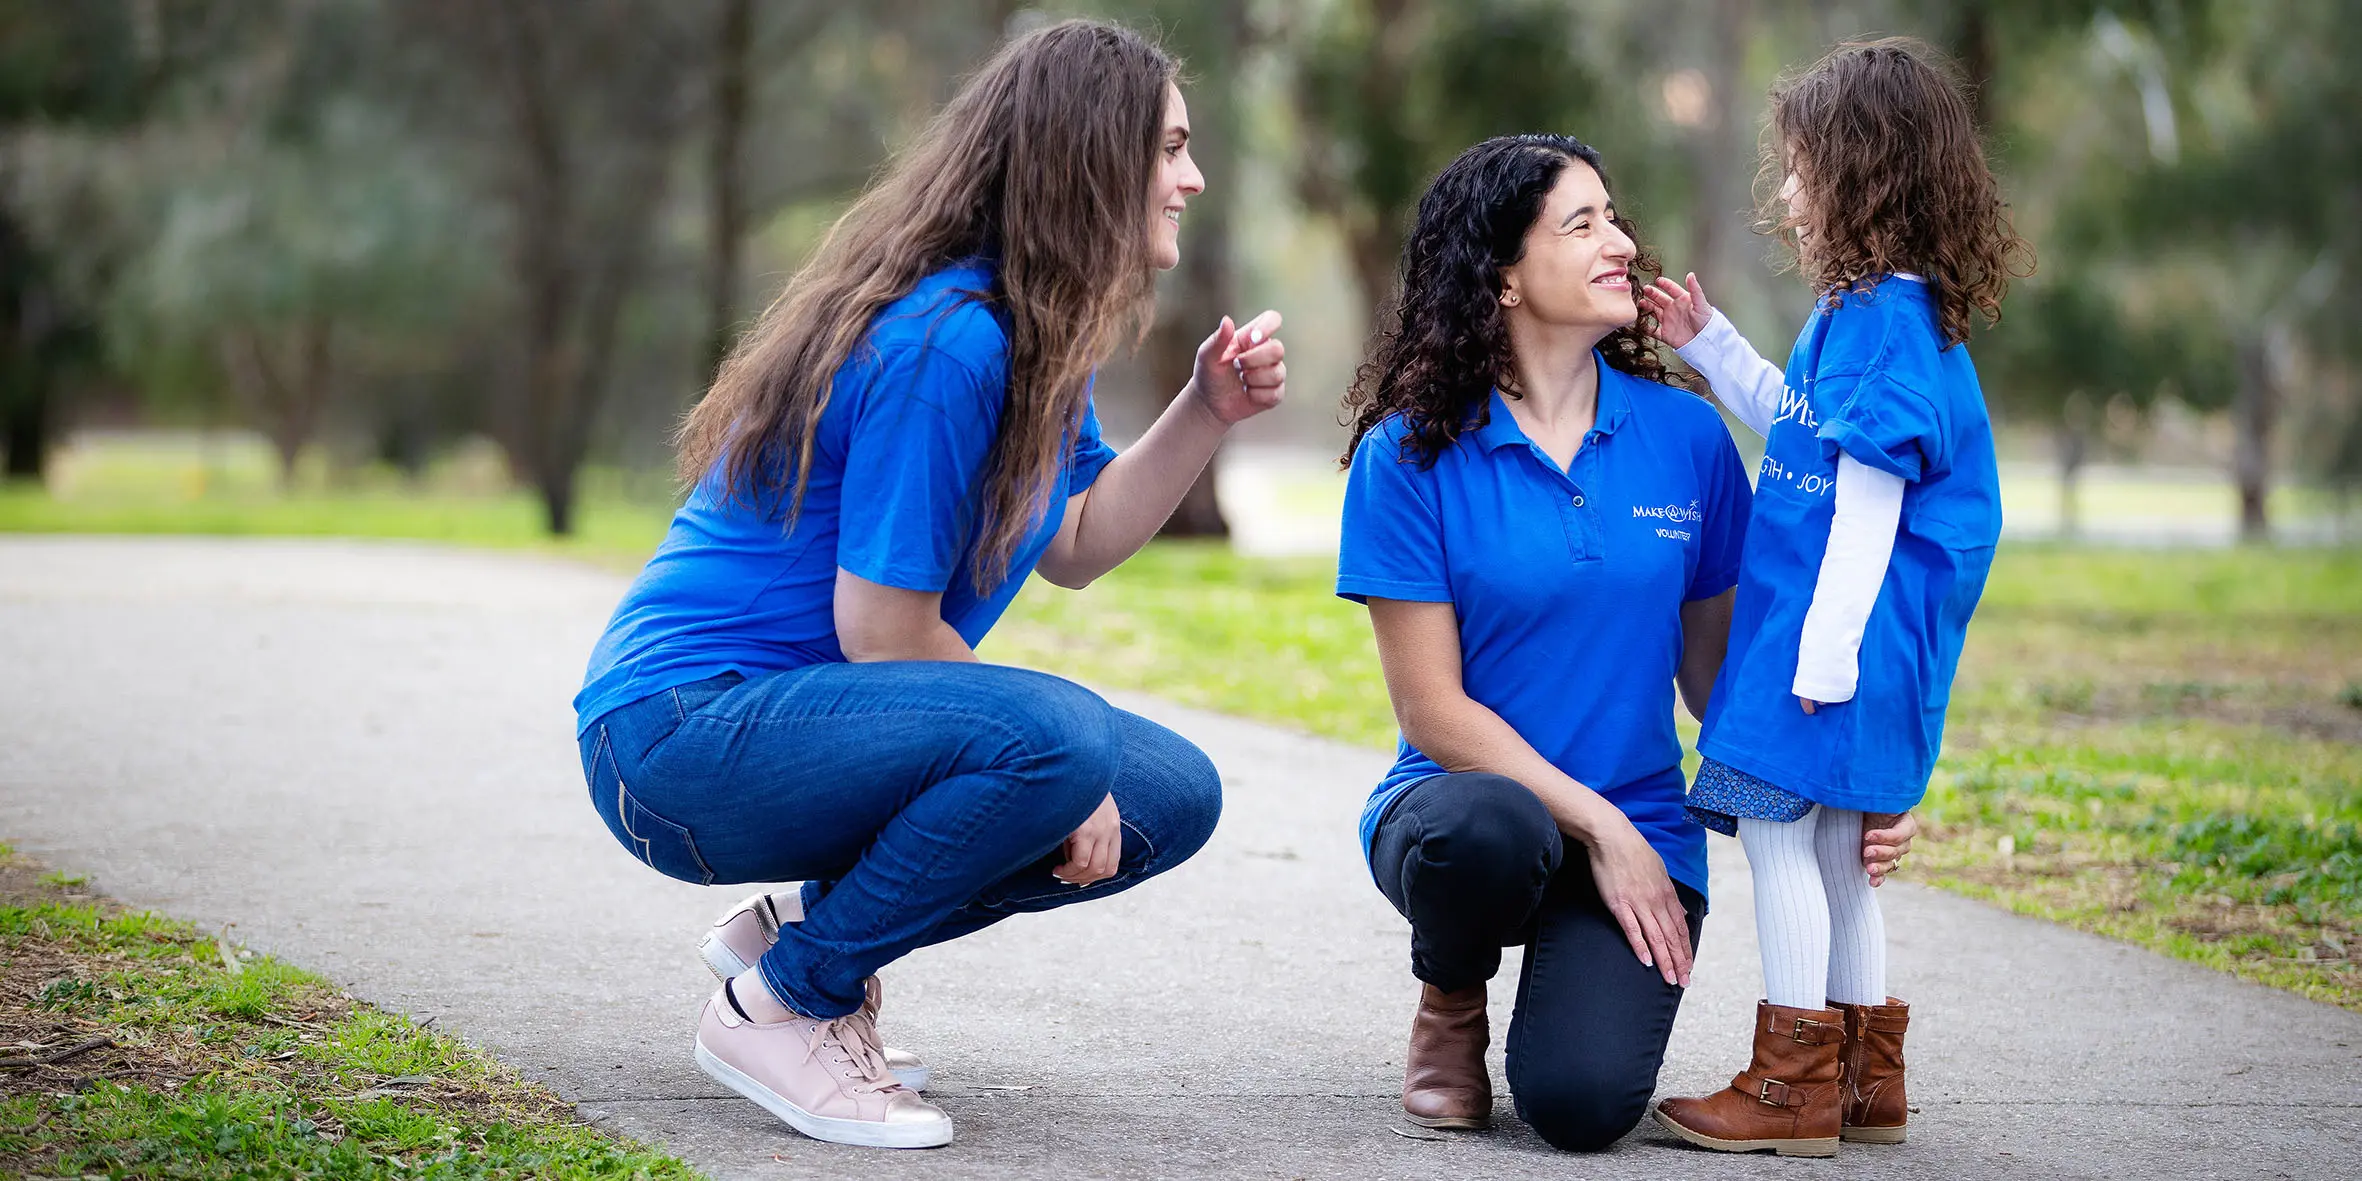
[1498,270,1522,309]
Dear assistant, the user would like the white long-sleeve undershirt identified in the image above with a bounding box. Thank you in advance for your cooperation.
[1675,309,1907,704]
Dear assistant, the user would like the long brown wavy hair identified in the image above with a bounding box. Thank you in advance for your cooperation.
[1343,135,1680,467]
[1761,37,2035,346]
[677,20,1173,589]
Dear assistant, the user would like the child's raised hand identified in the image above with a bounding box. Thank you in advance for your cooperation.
[1640,273,1716,349]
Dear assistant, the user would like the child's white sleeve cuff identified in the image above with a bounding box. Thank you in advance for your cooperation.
[1674,310,1786,438]
[1794,454,1907,703]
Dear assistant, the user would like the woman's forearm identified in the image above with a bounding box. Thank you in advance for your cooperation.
[1403,694,1628,845]
[1044,388,1229,585]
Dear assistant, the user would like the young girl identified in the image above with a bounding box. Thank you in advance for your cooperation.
[1641,39,2029,1156]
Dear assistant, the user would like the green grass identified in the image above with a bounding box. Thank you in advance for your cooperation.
[0,482,672,572]
[7,447,2359,1009]
[0,850,699,1180]
[993,540,2362,1009]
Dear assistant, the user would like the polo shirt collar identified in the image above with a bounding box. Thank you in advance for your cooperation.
[1470,351,1634,450]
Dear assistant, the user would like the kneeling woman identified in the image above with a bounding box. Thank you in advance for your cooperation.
[574,21,1286,1149]
[1336,136,1910,1150]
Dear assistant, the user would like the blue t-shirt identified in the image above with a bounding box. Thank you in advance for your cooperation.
[1697,276,2002,812]
[575,262,1119,731]
[1336,358,1752,899]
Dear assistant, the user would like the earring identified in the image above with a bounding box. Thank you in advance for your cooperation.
[1502,292,1521,307]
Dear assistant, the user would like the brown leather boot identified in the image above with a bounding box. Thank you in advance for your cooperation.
[1402,983,1491,1129]
[1652,1001,1845,1157]
[1834,997,1909,1143]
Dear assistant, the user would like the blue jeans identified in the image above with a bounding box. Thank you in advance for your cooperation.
[580,662,1222,1019]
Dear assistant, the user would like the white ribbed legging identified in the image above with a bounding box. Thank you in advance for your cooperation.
[1738,806,1887,1009]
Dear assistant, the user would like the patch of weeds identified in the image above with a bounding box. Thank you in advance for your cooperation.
[0,845,702,1180]
[39,870,89,889]
[2033,679,2096,714]
[1919,725,2362,1010]
[2341,681,2362,712]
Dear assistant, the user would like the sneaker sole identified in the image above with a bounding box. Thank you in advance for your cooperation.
[694,1040,951,1149]
[1651,1105,1837,1157]
[696,932,933,1093]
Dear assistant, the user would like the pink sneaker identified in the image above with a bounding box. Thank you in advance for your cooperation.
[697,890,931,1091]
[694,981,952,1149]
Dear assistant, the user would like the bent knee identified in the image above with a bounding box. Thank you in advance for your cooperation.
[1414,773,1556,865]
[1514,1074,1650,1153]
[984,669,1125,791]
[1114,713,1223,861]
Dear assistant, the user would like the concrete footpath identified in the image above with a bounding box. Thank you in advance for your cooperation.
[1,535,2355,1180]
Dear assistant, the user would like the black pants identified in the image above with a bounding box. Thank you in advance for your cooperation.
[1370,772,1707,1153]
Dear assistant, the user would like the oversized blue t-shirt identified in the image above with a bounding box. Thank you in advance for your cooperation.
[1697,276,2002,812]
[575,262,1118,731]
[1336,360,1752,900]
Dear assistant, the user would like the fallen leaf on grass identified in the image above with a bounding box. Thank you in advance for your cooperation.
[216,925,242,977]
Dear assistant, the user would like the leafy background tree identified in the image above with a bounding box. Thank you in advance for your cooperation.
[0,0,2350,542]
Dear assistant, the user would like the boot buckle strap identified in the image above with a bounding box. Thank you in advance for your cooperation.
[1777,1016,1842,1045]
[1754,1076,1797,1107]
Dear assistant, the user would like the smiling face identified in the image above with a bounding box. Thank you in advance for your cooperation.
[1779,143,1817,251]
[1148,84,1204,271]
[1497,158,1637,333]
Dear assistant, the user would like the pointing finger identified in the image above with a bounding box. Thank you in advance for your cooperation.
[1210,315,1239,363]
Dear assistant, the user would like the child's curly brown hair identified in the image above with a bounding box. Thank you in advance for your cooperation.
[1760,37,2035,347]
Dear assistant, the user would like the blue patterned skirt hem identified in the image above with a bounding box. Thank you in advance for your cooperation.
[1685,758,1813,837]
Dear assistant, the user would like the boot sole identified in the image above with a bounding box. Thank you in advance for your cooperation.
[694,1040,951,1149]
[1842,1124,1907,1144]
[1652,1106,1837,1157]
[696,930,933,1093]
[1402,1111,1490,1131]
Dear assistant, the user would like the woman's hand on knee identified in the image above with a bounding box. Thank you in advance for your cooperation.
[1582,817,1692,989]
[1862,811,1919,886]
[1052,794,1123,886]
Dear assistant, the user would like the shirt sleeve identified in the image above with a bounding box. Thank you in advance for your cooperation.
[1793,452,1907,703]
[1673,308,1787,438]
[1066,388,1120,497]
[1687,427,1752,601]
[836,347,997,593]
[1816,369,1950,483]
[1336,426,1451,604]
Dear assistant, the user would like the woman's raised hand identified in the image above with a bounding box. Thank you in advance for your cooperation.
[1584,811,1694,988]
[1640,273,1717,350]
[1188,310,1286,426]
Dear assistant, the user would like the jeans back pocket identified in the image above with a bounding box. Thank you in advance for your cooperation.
[585,725,716,886]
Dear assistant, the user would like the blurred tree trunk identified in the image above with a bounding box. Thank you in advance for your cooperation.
[1145,0,1246,538]
[220,318,333,490]
[2233,334,2275,543]
[2057,390,2093,539]
[1688,0,1753,305]
[1,214,49,480]
[703,0,753,385]
[418,0,695,536]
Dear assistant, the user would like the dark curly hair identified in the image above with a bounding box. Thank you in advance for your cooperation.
[1342,135,1679,468]
[1761,37,2035,347]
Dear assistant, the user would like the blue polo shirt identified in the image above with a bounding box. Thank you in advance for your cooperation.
[1698,276,2001,813]
[1336,358,1752,898]
[576,262,1119,732]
